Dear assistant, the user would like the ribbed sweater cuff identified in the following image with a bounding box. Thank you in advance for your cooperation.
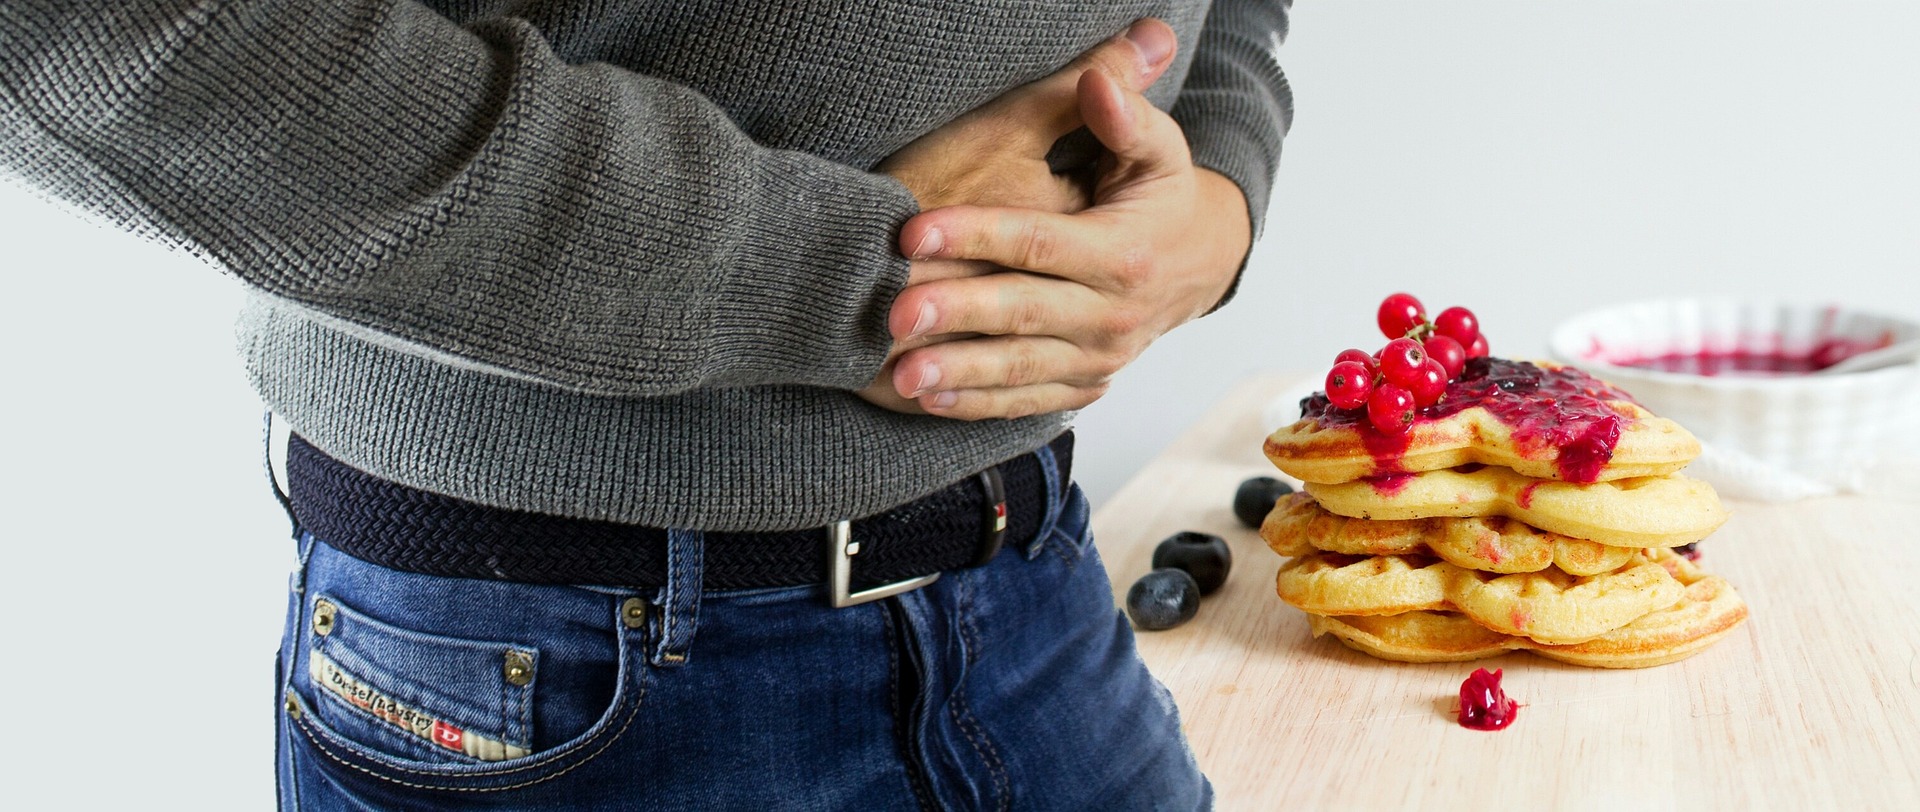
[1180,97,1283,313]
[1178,97,1281,241]
[710,155,916,390]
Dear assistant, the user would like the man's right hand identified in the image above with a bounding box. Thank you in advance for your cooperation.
[858,18,1178,414]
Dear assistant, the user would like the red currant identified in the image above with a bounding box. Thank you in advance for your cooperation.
[1457,667,1519,731]
[1367,383,1416,435]
[1433,307,1479,346]
[1377,338,1428,389]
[1423,335,1466,379]
[1325,361,1373,409]
[1467,333,1490,359]
[1336,347,1382,378]
[1376,293,1426,339]
[1406,359,1448,406]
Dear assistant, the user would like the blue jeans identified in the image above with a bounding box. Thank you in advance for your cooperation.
[274,476,1211,810]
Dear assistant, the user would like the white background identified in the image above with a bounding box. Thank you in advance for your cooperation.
[3,3,1917,808]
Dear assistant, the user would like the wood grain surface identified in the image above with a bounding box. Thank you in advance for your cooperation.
[1092,375,1920,811]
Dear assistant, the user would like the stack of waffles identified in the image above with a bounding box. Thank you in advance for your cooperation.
[1260,359,1749,668]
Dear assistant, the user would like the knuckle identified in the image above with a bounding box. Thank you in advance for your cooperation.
[963,215,1004,257]
[937,352,975,387]
[972,356,1014,392]
[1005,345,1044,387]
[1108,244,1155,292]
[1015,217,1060,271]
[1011,293,1051,335]
[1098,305,1144,340]
[1077,38,1137,80]
[1007,391,1045,420]
[952,397,998,422]
[1088,54,1131,84]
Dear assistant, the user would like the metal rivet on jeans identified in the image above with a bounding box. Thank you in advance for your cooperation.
[503,651,534,687]
[312,599,337,636]
[621,597,648,629]
[284,694,300,718]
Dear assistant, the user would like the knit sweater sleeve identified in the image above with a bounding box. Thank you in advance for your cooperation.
[0,1,914,396]
[1173,0,1292,241]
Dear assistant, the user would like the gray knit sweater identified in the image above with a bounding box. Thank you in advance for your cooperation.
[0,0,1289,531]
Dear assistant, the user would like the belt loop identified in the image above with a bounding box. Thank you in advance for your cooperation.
[1026,444,1067,559]
[262,411,300,539]
[651,529,704,667]
[972,469,1007,567]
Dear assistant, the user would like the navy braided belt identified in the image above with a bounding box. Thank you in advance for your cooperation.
[285,432,1073,591]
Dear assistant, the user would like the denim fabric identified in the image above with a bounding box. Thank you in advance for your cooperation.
[275,470,1210,810]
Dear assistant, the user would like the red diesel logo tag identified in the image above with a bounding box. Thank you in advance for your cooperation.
[432,720,465,751]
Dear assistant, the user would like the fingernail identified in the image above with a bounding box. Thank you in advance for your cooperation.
[907,302,937,339]
[1125,20,1175,70]
[910,364,942,397]
[928,392,958,410]
[908,228,944,259]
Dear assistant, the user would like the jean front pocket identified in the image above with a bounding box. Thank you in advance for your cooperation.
[304,594,536,764]
[282,546,644,794]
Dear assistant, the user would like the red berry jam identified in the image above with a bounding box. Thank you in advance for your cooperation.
[1302,358,1639,483]
[1361,471,1416,496]
[1457,667,1519,731]
[1610,341,1877,376]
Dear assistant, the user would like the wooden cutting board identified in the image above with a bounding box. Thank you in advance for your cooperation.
[1092,375,1920,810]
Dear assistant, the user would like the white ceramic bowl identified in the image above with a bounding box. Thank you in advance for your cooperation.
[1549,300,1920,499]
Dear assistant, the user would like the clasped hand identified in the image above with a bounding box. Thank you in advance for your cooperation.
[862,18,1252,420]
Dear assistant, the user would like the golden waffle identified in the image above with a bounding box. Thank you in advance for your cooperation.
[1305,552,1747,668]
[1261,492,1637,576]
[1304,466,1728,548]
[1267,360,1704,485]
[1275,551,1683,645]
[1264,397,1698,485]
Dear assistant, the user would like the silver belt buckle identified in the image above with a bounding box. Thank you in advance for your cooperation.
[827,520,940,608]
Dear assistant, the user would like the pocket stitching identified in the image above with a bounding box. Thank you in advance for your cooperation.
[288,593,641,787]
[312,595,537,747]
[291,682,643,791]
[309,685,489,765]
[308,645,536,762]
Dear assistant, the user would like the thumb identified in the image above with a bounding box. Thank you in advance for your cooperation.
[979,18,1179,152]
[1077,68,1191,182]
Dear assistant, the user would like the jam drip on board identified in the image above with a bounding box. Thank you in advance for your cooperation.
[1456,667,1519,731]
[1302,358,1639,483]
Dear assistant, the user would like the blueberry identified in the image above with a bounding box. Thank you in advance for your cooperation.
[1126,569,1200,631]
[1233,476,1294,529]
[1152,531,1232,595]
